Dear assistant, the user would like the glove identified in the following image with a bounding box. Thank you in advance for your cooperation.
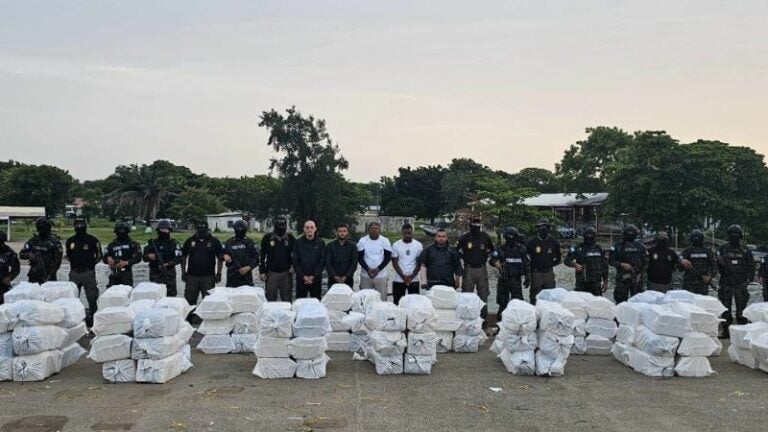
[181,273,187,283]
[523,278,531,288]
[215,272,222,283]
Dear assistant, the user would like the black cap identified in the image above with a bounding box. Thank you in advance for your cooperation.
[35,217,52,230]
[503,226,519,237]
[156,219,173,231]
[583,226,597,236]
[114,221,130,233]
[622,224,639,236]
[727,224,743,235]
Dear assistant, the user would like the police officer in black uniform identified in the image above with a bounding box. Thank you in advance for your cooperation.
[65,217,102,325]
[489,226,530,321]
[20,217,63,283]
[526,218,561,304]
[103,222,142,287]
[565,226,608,296]
[259,216,296,302]
[609,224,648,303]
[143,219,182,296]
[679,229,717,295]
[457,217,495,323]
[716,224,754,334]
[0,231,21,303]
[222,220,260,287]
[646,231,680,293]
[182,220,224,307]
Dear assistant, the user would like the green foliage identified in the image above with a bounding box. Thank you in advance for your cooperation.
[380,165,446,222]
[556,126,633,193]
[0,163,76,216]
[440,158,490,212]
[167,187,226,223]
[511,167,560,193]
[202,175,282,219]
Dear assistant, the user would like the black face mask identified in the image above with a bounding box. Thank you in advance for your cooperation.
[584,235,595,245]
[656,239,668,248]
[728,233,741,245]
[74,226,87,236]
[158,231,170,240]
[691,237,703,247]
[38,227,51,237]
[196,227,208,237]
[470,225,480,235]
[504,235,516,245]
[116,231,129,241]
[234,228,247,239]
[537,227,549,239]
[623,234,637,243]
[275,224,287,236]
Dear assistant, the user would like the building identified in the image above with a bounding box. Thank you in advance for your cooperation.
[205,212,259,232]
[520,193,608,231]
[352,212,416,234]
[65,197,88,218]
[0,206,46,241]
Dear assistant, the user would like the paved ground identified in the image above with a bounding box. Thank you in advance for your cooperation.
[0,337,766,432]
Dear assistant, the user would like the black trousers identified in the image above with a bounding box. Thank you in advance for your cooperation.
[226,271,254,287]
[497,277,523,320]
[296,277,322,300]
[719,282,750,326]
[108,269,133,287]
[150,268,177,297]
[393,282,420,305]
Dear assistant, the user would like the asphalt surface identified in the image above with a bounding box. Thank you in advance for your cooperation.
[0,337,766,432]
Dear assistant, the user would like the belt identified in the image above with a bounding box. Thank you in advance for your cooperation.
[71,267,94,273]
[467,264,485,269]
[532,268,553,273]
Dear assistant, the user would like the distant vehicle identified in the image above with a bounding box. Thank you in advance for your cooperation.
[749,245,768,263]
[557,225,577,239]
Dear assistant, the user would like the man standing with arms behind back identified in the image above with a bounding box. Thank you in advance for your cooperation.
[260,216,295,302]
[391,223,423,305]
[182,220,223,309]
[293,219,325,300]
[357,222,393,301]
[325,223,358,288]
[457,217,494,325]
[65,217,102,326]
[526,218,561,304]
[419,229,462,289]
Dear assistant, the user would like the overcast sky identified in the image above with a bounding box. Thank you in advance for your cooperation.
[1,1,766,182]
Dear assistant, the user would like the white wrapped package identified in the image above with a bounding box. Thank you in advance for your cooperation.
[132,335,185,359]
[640,305,692,338]
[407,332,437,355]
[350,334,370,354]
[455,293,484,320]
[97,285,132,309]
[404,354,432,375]
[53,298,86,328]
[288,337,328,360]
[497,329,538,352]
[370,351,404,375]
[629,291,665,305]
[230,333,259,354]
[750,333,768,364]
[195,294,233,320]
[296,354,330,379]
[294,303,332,338]
[231,313,260,334]
[103,359,136,383]
[616,324,635,345]
[329,311,351,332]
[226,286,267,314]
[626,346,675,377]
[128,299,157,316]
[259,307,292,338]
[730,322,768,349]
[41,281,78,302]
[435,332,453,353]
[399,295,436,333]
[677,332,722,357]
[322,284,354,312]
[662,290,696,305]
[728,344,758,368]
[351,289,382,313]
[62,322,87,347]
[133,309,180,339]
[326,332,351,352]
[692,295,727,318]
[61,343,86,368]
[344,312,367,334]
[434,309,462,332]
[557,291,589,320]
[364,303,406,332]
[130,282,166,302]
[254,336,290,358]
[453,333,487,353]
[456,318,484,336]
[3,282,42,303]
[572,319,587,337]
[633,325,680,357]
[154,297,194,319]
[585,318,618,339]
[0,332,13,358]
[92,307,133,336]
[616,302,647,326]
[369,331,407,356]
[535,350,567,376]
[744,302,768,323]
[198,317,234,335]
[668,302,720,336]
[292,297,320,312]
[536,287,570,302]
[675,356,715,377]
[0,300,65,330]
[13,350,63,381]
[536,301,575,336]
[499,349,536,375]
[585,334,612,355]
[88,334,132,363]
[500,300,538,334]
[584,296,616,320]
[571,336,586,355]
[0,358,12,381]
[12,326,67,355]
[612,342,631,366]
[197,334,235,354]
[537,330,574,358]
[177,322,194,343]
[426,286,458,309]
[253,357,297,379]
[136,350,192,383]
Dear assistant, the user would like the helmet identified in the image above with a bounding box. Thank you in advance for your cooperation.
[233,220,248,231]
[503,226,519,238]
[690,229,704,245]
[156,219,173,231]
[655,231,669,241]
[583,226,597,237]
[535,218,552,228]
[35,217,52,231]
[114,221,130,234]
[622,225,639,237]
[73,217,87,227]
[727,224,743,236]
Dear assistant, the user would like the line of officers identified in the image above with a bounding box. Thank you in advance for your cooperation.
[0,216,765,335]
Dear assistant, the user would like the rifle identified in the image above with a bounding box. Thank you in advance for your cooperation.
[150,240,170,278]
[224,242,244,274]
[29,249,48,283]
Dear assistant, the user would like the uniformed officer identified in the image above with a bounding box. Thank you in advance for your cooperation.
[679,229,717,295]
[222,219,259,287]
[609,224,648,303]
[457,217,494,322]
[143,219,182,296]
[759,256,768,302]
[489,226,530,321]
[716,224,754,335]
[564,226,608,296]
[0,231,21,303]
[102,222,142,287]
[646,231,679,293]
[418,228,463,289]
[65,217,102,325]
[259,216,296,302]
[20,217,63,283]
[526,218,561,304]
[182,220,223,306]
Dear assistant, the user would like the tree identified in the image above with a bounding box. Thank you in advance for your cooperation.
[0,164,76,216]
[379,165,446,222]
[556,127,634,192]
[474,173,548,235]
[167,187,226,224]
[440,158,493,212]
[103,163,185,222]
[203,175,283,220]
[511,167,560,193]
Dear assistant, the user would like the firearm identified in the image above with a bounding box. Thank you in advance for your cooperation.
[151,240,170,278]
[28,249,48,283]
[224,243,244,274]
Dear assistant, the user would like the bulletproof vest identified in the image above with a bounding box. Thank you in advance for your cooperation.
[718,244,751,285]
[687,246,712,275]
[616,240,644,273]
[225,237,253,266]
[109,240,135,260]
[152,238,179,263]
[577,243,604,283]
[500,243,526,277]
[0,247,15,277]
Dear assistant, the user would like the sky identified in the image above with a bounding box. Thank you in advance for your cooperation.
[1,1,767,182]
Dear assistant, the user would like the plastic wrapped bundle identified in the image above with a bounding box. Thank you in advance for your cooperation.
[744,302,768,324]
[496,329,538,352]
[616,302,648,327]
[136,350,192,383]
[296,354,330,379]
[197,317,234,335]
[259,307,293,338]
[535,350,567,377]
[350,333,370,354]
[195,294,233,320]
[455,293,484,320]
[12,326,67,355]
[453,333,487,353]
[351,289,382,313]
[536,301,575,337]
[668,302,720,337]
[584,296,616,321]
[62,324,87,350]
[97,285,132,309]
[13,350,63,381]
[88,334,132,363]
[730,322,768,349]
[435,332,454,353]
[3,282,42,303]
[433,309,461,332]
[557,291,589,320]
[0,333,13,358]
[329,311,351,332]
[612,342,631,366]
[344,312,367,334]
[426,286,458,309]
[677,332,721,357]
[499,300,537,334]
[626,346,675,377]
[628,291,665,305]
[253,357,297,379]
[227,286,267,314]
[61,343,87,368]
[661,290,696,305]
[254,336,290,358]
[133,309,180,339]
[231,313,260,334]
[750,333,768,364]
[456,318,484,337]
[370,351,404,375]
[93,307,133,336]
[633,325,679,357]
[294,303,331,338]
[616,324,635,345]
[728,344,758,368]
[130,282,167,302]
[53,298,86,328]
[692,295,728,318]
[231,333,259,354]
[41,281,78,302]
[404,354,432,375]
[537,331,574,359]
[197,334,235,354]
[536,287,570,302]
[675,356,715,377]
[407,332,437,356]
[292,297,320,311]
[585,318,618,339]
[128,299,157,316]
[364,303,406,332]
[570,336,586,355]
[498,349,536,375]
[132,335,186,359]
[0,358,12,381]
[322,284,354,312]
[572,319,587,337]
[0,300,65,330]
[288,337,328,360]
[640,305,692,338]
[369,331,407,357]
[326,332,351,352]
[153,297,194,320]
[399,295,436,333]
[103,359,136,383]
[585,334,612,355]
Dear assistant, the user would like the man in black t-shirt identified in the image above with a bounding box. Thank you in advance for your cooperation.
[65,217,102,326]
[259,216,295,302]
[182,220,223,307]
[646,231,678,293]
[526,218,561,304]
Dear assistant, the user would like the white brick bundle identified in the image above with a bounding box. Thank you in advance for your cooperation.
[729,303,768,373]
[426,286,474,353]
[400,294,438,375]
[196,286,267,355]
[490,300,538,376]
[534,300,575,376]
[321,284,356,352]
[360,302,407,375]
[538,289,617,356]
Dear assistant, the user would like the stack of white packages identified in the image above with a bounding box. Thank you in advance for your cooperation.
[453,293,488,353]
[252,302,294,378]
[90,285,134,380]
[291,301,331,379]
[729,302,768,373]
[399,294,438,374]
[427,286,461,353]
[535,300,576,376]
[363,302,408,375]
[1,281,87,381]
[196,286,267,354]
[537,288,617,355]
[348,289,382,355]
[490,299,538,375]
[322,284,355,352]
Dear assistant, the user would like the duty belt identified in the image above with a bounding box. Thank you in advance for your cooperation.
[72,267,94,273]
[532,268,553,273]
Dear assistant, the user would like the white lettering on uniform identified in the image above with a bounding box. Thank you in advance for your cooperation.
[505,258,522,263]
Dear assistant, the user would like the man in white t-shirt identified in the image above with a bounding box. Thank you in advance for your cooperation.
[357,222,392,301]
[391,223,423,305]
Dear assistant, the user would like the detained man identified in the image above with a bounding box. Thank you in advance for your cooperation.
[357,222,393,301]
[293,219,325,300]
[391,223,423,305]
[325,223,358,287]
[418,229,462,289]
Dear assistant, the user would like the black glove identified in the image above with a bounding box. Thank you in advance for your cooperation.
[181,273,187,283]
[215,272,222,283]
[523,278,531,288]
